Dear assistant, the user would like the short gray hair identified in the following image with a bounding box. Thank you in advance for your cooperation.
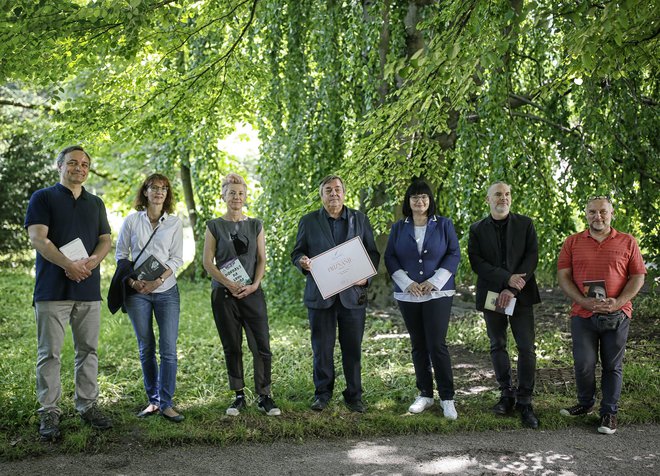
[318,174,345,197]
[486,180,511,196]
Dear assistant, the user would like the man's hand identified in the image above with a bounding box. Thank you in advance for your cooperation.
[83,254,101,271]
[299,256,312,272]
[355,279,368,286]
[588,297,620,314]
[497,289,515,308]
[64,258,92,282]
[508,273,527,291]
[579,296,609,313]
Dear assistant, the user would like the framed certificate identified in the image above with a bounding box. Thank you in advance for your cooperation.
[309,236,377,300]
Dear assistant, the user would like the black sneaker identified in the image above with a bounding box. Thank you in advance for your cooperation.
[560,404,593,417]
[598,413,617,434]
[226,395,246,416]
[80,404,113,430]
[39,411,60,441]
[257,395,281,416]
[492,396,515,415]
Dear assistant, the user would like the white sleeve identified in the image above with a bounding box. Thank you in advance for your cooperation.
[391,269,414,292]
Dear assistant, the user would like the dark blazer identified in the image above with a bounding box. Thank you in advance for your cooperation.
[468,212,541,311]
[384,215,460,292]
[291,206,380,310]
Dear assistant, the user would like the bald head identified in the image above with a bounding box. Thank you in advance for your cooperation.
[486,182,511,219]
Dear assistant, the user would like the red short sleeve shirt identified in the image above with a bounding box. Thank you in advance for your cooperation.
[557,228,646,318]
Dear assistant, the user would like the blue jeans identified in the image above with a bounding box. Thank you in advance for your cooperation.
[571,315,629,416]
[125,285,180,411]
[398,297,455,400]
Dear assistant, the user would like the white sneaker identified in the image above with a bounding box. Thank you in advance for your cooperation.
[441,400,458,420]
[408,396,434,414]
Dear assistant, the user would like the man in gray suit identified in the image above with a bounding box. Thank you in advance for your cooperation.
[292,175,380,413]
[468,181,541,428]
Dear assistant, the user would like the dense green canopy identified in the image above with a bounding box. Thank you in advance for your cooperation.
[1,1,658,303]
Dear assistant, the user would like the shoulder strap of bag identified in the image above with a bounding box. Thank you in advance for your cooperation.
[134,225,159,263]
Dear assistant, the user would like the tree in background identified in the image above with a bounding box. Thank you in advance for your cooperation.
[0,1,657,301]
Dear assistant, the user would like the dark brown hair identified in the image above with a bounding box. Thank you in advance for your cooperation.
[133,173,174,214]
[402,179,436,217]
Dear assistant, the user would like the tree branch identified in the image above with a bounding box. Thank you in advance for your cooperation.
[0,98,56,112]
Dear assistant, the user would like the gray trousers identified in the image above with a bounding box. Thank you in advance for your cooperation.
[35,301,101,414]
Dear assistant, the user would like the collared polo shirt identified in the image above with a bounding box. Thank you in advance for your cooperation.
[24,183,111,302]
[557,228,646,318]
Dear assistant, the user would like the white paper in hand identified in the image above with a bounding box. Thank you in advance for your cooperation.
[59,238,89,261]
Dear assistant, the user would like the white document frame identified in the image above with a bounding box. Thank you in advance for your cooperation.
[309,236,377,300]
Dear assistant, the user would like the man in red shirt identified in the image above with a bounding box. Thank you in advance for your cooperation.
[557,196,646,435]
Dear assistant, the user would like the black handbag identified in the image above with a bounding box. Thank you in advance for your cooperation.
[107,226,159,314]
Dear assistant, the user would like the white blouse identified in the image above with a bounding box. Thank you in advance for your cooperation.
[115,211,184,293]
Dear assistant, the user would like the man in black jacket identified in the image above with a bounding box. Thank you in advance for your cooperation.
[468,181,541,428]
[291,175,380,413]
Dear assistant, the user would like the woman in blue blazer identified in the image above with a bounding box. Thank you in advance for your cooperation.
[384,180,460,419]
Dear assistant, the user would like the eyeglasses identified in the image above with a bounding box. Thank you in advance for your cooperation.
[148,186,169,193]
[230,233,249,255]
[410,194,429,202]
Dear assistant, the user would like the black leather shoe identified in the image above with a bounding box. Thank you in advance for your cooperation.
[491,396,515,415]
[161,410,185,423]
[311,398,328,412]
[345,399,365,413]
[517,404,539,429]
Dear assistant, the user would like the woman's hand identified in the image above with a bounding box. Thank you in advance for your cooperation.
[133,279,161,295]
[406,282,424,297]
[233,282,258,300]
[419,281,435,295]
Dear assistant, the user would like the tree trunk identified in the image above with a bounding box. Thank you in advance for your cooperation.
[179,149,202,280]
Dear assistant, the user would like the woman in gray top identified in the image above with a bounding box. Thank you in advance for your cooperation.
[202,173,280,416]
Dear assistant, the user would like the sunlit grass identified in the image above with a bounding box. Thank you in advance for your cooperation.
[1,264,658,459]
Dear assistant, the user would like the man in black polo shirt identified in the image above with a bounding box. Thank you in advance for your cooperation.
[25,145,113,440]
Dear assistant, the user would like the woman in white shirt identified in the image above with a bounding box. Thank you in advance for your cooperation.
[115,174,184,422]
[384,179,460,419]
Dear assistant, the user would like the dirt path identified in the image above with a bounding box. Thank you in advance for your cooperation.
[2,424,658,475]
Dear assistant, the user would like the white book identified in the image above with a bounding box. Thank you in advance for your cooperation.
[218,257,252,285]
[484,290,516,316]
[59,238,89,261]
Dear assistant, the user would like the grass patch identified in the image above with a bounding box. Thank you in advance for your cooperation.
[1,264,658,459]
